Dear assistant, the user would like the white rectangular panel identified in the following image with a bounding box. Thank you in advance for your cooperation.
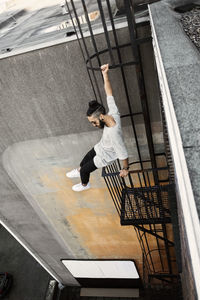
[62,260,139,279]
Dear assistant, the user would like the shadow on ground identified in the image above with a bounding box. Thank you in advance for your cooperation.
[0,225,51,300]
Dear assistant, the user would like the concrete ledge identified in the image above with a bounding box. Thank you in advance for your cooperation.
[149,2,200,298]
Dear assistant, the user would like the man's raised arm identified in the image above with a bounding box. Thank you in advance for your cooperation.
[101,64,119,115]
[101,64,112,96]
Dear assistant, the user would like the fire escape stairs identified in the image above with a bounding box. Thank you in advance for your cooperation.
[66,0,182,291]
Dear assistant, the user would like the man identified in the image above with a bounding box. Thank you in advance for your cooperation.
[66,64,129,192]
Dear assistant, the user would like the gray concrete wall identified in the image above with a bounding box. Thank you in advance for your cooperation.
[0,25,162,284]
[177,193,197,300]
[150,0,200,298]
[0,39,94,285]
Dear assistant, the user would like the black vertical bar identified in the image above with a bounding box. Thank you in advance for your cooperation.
[124,0,138,58]
[146,171,159,219]
[135,228,152,275]
[106,0,144,170]
[65,0,98,101]
[107,168,121,212]
[107,165,123,206]
[69,0,103,103]
[112,164,125,195]
[117,160,127,190]
[146,172,165,271]
[80,0,102,68]
[110,166,136,221]
[140,229,156,273]
[162,223,173,275]
[128,172,134,188]
[109,165,123,195]
[115,161,138,221]
[138,173,152,222]
[124,0,159,184]
[97,0,115,66]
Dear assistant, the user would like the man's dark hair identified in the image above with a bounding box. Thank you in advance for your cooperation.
[87,100,106,117]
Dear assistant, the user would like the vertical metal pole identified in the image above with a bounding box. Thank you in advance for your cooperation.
[162,223,173,275]
[106,0,144,170]
[124,0,159,184]
[80,0,102,68]
[97,0,115,66]
[68,0,103,103]
[65,0,98,102]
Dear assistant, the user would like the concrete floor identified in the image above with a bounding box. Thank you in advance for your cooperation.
[0,225,51,300]
[2,129,145,261]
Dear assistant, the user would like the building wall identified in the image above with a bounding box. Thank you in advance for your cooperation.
[177,194,197,300]
[149,0,200,297]
[0,25,162,284]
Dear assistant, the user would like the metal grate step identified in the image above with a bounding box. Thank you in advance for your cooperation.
[120,185,174,225]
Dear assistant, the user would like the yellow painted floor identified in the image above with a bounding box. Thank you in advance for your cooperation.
[3,131,143,267]
[3,130,175,276]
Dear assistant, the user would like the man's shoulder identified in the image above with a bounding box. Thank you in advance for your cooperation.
[108,122,121,135]
[112,114,121,124]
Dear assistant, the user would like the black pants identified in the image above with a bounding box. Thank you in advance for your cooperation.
[80,148,97,185]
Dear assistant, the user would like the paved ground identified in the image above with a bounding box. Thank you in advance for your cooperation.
[0,225,51,300]
[3,128,149,261]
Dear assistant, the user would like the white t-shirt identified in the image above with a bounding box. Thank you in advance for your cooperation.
[94,95,128,168]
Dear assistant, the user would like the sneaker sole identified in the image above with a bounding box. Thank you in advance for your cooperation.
[72,186,90,192]
[66,173,80,178]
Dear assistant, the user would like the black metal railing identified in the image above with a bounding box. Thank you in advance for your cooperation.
[66,0,179,287]
[102,162,177,284]
[121,185,172,225]
[65,0,159,173]
[102,161,173,225]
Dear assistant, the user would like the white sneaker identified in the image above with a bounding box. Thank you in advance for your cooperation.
[66,168,80,178]
[72,182,91,192]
